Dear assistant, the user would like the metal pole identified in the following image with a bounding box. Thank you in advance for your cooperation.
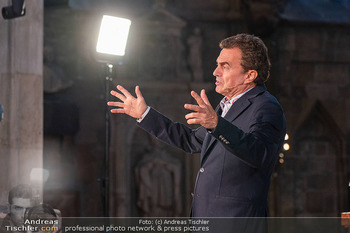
[104,63,113,217]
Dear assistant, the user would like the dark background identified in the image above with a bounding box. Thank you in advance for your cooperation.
[42,0,350,217]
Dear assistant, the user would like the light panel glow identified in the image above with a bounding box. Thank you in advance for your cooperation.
[96,15,131,56]
[30,168,50,184]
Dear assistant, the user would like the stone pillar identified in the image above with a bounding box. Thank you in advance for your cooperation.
[0,0,44,208]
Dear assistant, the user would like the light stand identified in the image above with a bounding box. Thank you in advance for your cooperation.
[96,15,131,217]
[102,63,113,218]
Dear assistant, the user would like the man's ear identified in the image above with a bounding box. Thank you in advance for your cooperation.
[245,70,258,83]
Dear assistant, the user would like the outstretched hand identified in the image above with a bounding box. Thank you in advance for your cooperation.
[184,89,218,129]
[108,85,148,119]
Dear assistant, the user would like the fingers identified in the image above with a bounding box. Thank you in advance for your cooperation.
[111,85,143,101]
[110,90,126,102]
[117,85,133,98]
[184,104,201,112]
[191,91,206,106]
[135,86,143,99]
[184,89,217,128]
[110,85,140,102]
[184,89,211,113]
[186,118,199,125]
[185,112,198,120]
[185,112,200,125]
[108,102,125,114]
[107,101,124,107]
[110,108,126,114]
[200,89,211,106]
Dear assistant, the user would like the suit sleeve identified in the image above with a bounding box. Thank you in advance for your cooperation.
[209,101,286,169]
[137,107,205,154]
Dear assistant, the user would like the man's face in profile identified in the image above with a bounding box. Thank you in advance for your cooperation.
[10,197,33,226]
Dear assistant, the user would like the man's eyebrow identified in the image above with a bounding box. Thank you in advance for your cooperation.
[217,61,230,66]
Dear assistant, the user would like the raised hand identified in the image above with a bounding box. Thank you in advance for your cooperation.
[108,85,148,119]
[184,89,218,129]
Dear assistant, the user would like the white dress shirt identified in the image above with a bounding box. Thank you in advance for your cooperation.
[220,88,253,117]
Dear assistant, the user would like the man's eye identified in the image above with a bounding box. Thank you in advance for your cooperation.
[14,206,24,210]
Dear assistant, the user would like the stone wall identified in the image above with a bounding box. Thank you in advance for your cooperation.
[269,24,350,216]
[0,0,44,212]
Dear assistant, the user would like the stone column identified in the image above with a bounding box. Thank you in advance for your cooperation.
[0,0,44,207]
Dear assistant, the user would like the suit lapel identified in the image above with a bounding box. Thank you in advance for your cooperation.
[200,101,251,165]
[223,98,251,122]
[223,84,267,122]
[200,105,221,165]
[200,85,267,166]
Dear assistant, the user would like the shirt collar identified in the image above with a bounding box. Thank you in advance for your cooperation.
[220,87,254,107]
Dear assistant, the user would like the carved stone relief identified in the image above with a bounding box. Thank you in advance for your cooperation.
[135,146,182,217]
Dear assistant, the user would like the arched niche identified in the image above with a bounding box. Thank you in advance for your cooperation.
[278,100,347,216]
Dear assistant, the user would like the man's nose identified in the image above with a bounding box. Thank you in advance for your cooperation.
[213,66,219,77]
[21,208,29,218]
[21,209,26,218]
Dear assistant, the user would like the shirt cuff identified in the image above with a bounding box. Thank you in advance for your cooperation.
[136,106,151,123]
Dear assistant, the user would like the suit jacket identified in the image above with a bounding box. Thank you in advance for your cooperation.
[137,84,286,217]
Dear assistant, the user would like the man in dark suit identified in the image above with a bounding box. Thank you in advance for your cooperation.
[108,33,286,218]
